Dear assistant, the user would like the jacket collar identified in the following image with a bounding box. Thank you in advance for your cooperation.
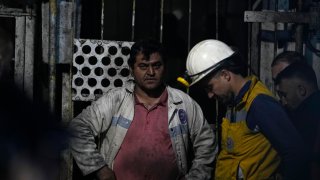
[124,80,183,105]
[124,79,135,93]
[234,76,259,109]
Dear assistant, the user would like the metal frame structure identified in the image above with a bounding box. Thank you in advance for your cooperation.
[245,0,320,91]
[0,5,36,99]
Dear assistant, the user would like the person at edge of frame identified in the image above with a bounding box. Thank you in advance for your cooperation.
[180,39,306,180]
[275,62,320,180]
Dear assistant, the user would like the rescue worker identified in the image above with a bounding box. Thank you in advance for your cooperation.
[275,62,320,180]
[271,51,306,82]
[183,39,306,180]
[271,51,307,103]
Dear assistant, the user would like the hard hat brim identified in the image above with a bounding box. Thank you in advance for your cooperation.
[188,53,236,86]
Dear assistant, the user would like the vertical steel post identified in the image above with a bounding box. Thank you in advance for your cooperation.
[273,0,278,58]
[25,14,35,99]
[187,0,192,51]
[60,1,75,180]
[49,0,57,113]
[159,0,164,42]
[247,0,252,75]
[74,0,82,38]
[101,0,105,40]
[131,0,136,41]
[42,2,50,64]
[15,17,26,90]
[215,0,219,39]
[295,0,304,53]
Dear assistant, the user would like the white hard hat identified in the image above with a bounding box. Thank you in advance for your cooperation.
[186,39,235,86]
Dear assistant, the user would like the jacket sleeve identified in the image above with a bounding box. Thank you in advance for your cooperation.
[248,94,307,180]
[185,99,218,180]
[69,93,116,175]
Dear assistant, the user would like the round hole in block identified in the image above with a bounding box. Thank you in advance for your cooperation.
[94,89,103,95]
[72,66,78,75]
[88,78,97,87]
[75,56,85,65]
[121,46,130,56]
[108,68,117,77]
[101,78,110,87]
[74,77,84,86]
[89,56,98,65]
[120,68,130,77]
[82,67,91,76]
[82,45,91,54]
[102,56,111,66]
[115,57,124,66]
[81,88,90,97]
[114,79,123,87]
[108,46,118,55]
[95,45,104,55]
[94,67,104,76]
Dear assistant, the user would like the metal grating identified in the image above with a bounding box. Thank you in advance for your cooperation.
[72,39,134,101]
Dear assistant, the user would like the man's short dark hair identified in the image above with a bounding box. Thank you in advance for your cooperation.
[275,62,318,88]
[128,39,165,68]
[271,51,305,67]
[215,50,247,77]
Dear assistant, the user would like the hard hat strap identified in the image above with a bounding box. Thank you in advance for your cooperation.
[188,52,236,77]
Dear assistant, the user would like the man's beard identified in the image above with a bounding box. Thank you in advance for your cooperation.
[216,92,235,106]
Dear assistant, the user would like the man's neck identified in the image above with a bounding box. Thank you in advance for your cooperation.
[232,75,248,97]
[134,85,165,108]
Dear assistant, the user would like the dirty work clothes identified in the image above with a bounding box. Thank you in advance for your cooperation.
[291,90,320,180]
[215,76,305,180]
[70,80,216,179]
[113,90,179,180]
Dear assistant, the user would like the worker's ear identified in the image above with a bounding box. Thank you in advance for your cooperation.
[220,69,231,81]
[297,84,307,97]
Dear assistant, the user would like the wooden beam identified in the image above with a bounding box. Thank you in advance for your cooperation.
[42,2,50,64]
[58,1,74,64]
[244,11,313,23]
[24,16,35,99]
[249,23,260,76]
[61,72,73,180]
[15,17,26,90]
[0,6,36,17]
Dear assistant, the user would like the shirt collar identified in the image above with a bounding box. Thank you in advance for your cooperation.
[134,88,168,107]
[234,80,252,105]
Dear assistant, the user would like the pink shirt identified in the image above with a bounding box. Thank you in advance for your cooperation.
[113,89,179,180]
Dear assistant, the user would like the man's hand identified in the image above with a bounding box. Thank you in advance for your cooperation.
[96,166,116,180]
